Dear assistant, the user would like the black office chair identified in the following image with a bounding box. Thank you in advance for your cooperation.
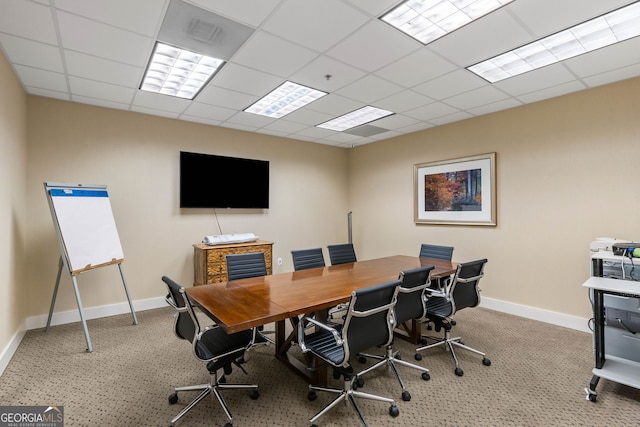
[226,252,268,281]
[415,259,491,376]
[327,243,357,265]
[290,248,326,331]
[298,279,402,426]
[225,252,273,350]
[419,243,454,261]
[291,247,326,271]
[357,266,435,401]
[162,276,259,427]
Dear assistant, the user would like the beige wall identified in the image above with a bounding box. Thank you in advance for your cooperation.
[25,98,349,316]
[0,47,27,352]
[3,54,639,361]
[349,76,640,319]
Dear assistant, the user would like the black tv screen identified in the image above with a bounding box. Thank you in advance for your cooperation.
[180,151,269,209]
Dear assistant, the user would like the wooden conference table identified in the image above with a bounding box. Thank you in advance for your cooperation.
[186,255,456,384]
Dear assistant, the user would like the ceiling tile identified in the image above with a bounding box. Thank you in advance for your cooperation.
[327,20,419,72]
[64,50,142,87]
[56,11,153,67]
[187,0,281,27]
[0,0,57,43]
[262,0,369,52]
[196,86,257,110]
[181,102,236,121]
[0,34,63,72]
[68,76,135,104]
[14,65,67,92]
[288,55,366,93]
[231,31,318,77]
[54,0,167,36]
[335,74,403,104]
[210,63,282,96]
[414,69,485,100]
[375,90,435,113]
[132,91,190,113]
[444,86,510,110]
[375,48,457,88]
[404,102,460,122]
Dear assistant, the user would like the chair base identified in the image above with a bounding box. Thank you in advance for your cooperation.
[415,328,490,376]
[307,370,399,426]
[357,344,430,401]
[169,371,258,426]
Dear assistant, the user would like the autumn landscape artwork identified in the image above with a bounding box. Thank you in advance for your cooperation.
[424,168,482,212]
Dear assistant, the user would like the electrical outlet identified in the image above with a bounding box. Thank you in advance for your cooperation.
[277,257,283,265]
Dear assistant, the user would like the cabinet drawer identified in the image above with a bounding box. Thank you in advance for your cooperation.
[193,241,273,285]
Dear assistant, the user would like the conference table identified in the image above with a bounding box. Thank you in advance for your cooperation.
[186,255,457,384]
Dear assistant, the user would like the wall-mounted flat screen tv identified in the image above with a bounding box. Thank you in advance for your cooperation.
[180,151,269,209]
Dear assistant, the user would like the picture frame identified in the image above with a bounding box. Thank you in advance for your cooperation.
[414,152,496,226]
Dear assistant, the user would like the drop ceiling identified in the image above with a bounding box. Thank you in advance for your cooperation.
[1,0,639,148]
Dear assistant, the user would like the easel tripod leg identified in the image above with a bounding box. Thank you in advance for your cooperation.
[71,276,93,353]
[118,263,138,325]
[46,257,64,332]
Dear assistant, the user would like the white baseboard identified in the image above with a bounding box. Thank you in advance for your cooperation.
[24,296,168,330]
[0,327,26,377]
[1,295,590,377]
[480,297,591,333]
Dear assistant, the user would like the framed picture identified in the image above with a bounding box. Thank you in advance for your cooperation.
[414,152,496,226]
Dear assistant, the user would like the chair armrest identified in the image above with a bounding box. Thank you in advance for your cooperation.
[424,288,446,299]
[297,317,343,354]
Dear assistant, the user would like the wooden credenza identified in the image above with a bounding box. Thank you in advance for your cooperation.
[193,240,273,285]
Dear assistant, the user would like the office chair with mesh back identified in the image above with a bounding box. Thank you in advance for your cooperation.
[415,259,491,376]
[162,276,259,427]
[225,252,274,351]
[356,266,435,401]
[226,252,268,281]
[419,243,454,261]
[298,279,402,427]
[326,243,358,322]
[327,243,357,265]
[291,248,326,271]
[290,248,326,331]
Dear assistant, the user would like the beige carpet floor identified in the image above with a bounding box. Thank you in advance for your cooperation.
[1,306,639,426]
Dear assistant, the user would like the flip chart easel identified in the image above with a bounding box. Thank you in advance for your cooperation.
[44,182,138,352]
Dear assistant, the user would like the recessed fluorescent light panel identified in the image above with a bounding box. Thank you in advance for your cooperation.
[468,2,640,83]
[317,106,394,132]
[140,42,224,99]
[244,81,327,119]
[381,0,514,45]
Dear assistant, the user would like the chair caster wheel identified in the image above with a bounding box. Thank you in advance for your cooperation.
[168,393,178,404]
[401,390,411,401]
[454,367,464,376]
[389,404,400,417]
[355,378,364,388]
[482,357,491,366]
[414,353,422,361]
[359,356,367,363]
[308,391,317,401]
[249,389,259,400]
[219,376,227,383]
[421,372,430,381]
[224,423,232,427]
[587,393,597,402]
